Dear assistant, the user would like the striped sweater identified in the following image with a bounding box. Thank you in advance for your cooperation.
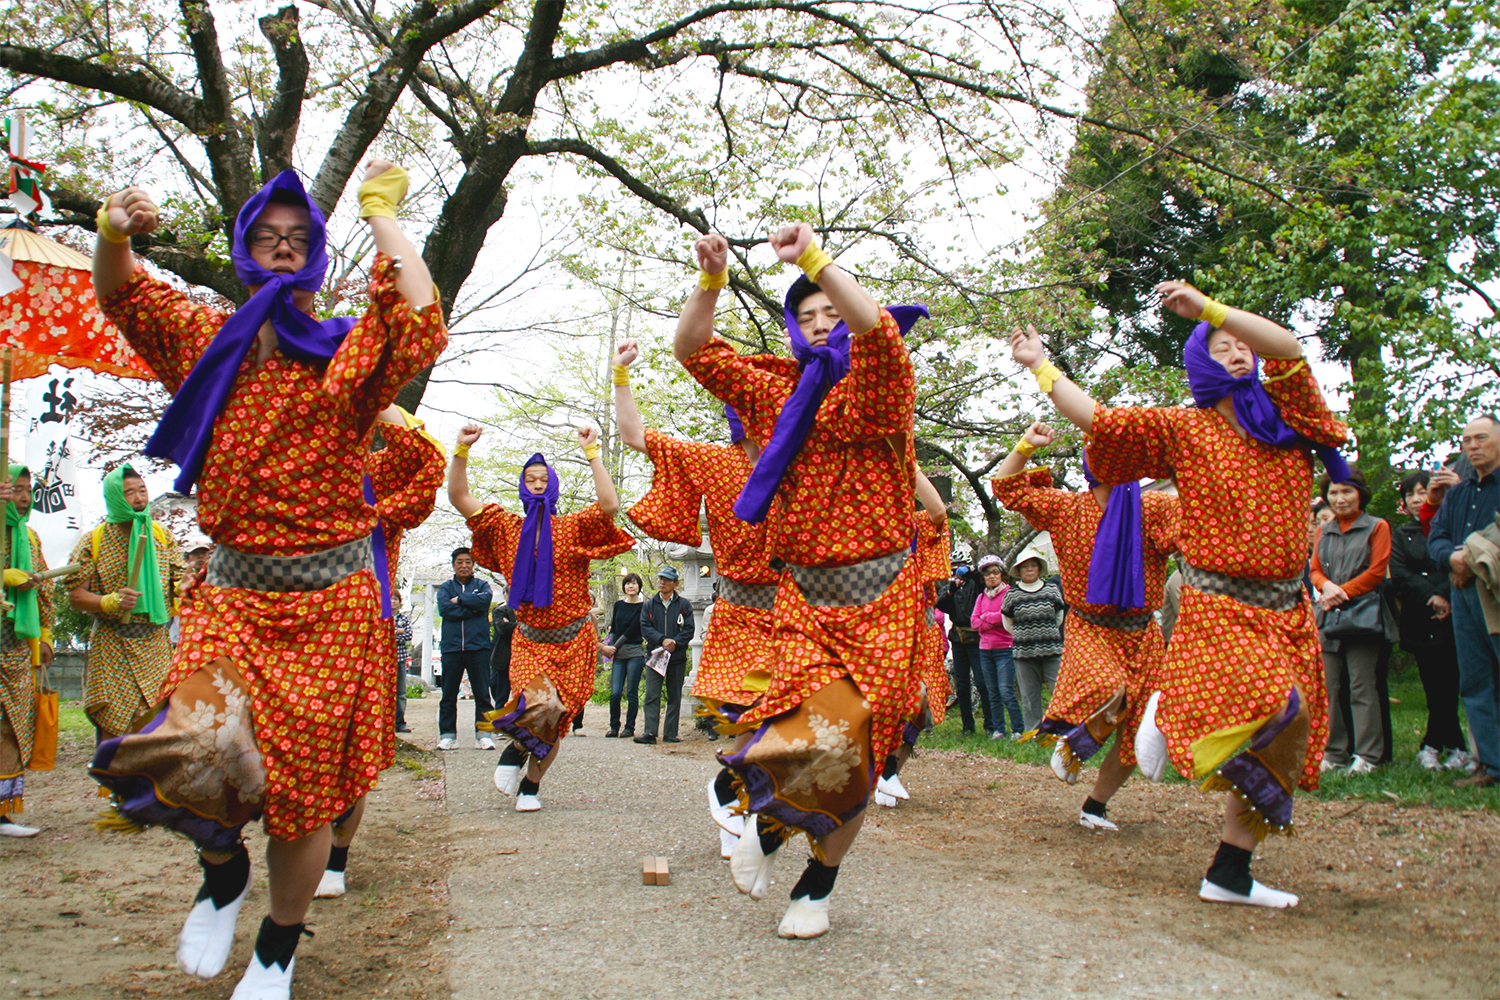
[1001,579,1065,659]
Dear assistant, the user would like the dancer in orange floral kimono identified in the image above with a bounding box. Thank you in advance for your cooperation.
[1009,280,1350,909]
[991,421,1179,831]
[316,404,446,900]
[610,336,777,861]
[874,474,952,809]
[448,423,632,813]
[675,227,927,940]
[89,160,446,999]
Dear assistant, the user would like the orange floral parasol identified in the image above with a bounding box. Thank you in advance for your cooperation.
[0,226,155,381]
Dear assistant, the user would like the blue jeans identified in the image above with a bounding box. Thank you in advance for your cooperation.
[609,655,646,732]
[978,647,1024,736]
[1451,584,1500,778]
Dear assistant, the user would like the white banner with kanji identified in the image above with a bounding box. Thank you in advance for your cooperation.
[25,366,85,568]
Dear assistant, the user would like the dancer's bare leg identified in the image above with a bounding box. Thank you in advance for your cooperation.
[331,797,366,849]
[1089,737,1133,804]
[1221,793,1257,850]
[267,824,331,925]
[814,809,866,866]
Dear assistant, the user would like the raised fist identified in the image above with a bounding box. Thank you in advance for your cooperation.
[696,234,729,276]
[365,158,398,182]
[578,425,600,449]
[105,187,161,238]
[769,222,814,265]
[1156,280,1208,322]
[1024,421,1056,448]
[456,423,483,448]
[613,338,640,368]
[1009,325,1046,370]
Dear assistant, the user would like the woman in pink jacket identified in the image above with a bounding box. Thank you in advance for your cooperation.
[971,555,1024,738]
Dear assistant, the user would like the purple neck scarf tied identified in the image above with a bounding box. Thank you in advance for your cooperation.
[509,454,559,609]
[732,278,928,523]
[725,405,746,445]
[1183,321,1351,482]
[1081,451,1145,611]
[146,170,357,493]
[362,475,393,619]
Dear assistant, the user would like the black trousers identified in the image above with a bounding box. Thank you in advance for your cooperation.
[642,656,687,739]
[439,647,494,737]
[949,641,991,734]
[1409,634,1466,753]
[489,642,513,710]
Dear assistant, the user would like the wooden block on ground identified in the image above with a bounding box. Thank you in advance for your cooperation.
[655,857,670,886]
[642,857,657,885]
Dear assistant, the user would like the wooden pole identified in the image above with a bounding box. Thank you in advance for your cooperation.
[0,347,13,618]
[118,523,149,626]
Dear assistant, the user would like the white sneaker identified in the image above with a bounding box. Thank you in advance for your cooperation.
[1415,746,1442,771]
[1347,757,1376,775]
[1319,757,1339,773]
[990,731,1004,740]
[476,735,496,751]
[777,895,831,939]
[729,815,778,900]
[1050,745,1079,784]
[875,774,910,801]
[230,953,294,1000]
[0,819,40,837]
[1199,878,1299,909]
[873,789,898,808]
[515,793,542,812]
[1443,749,1478,774]
[177,861,252,979]
[1078,810,1118,831]
[313,870,345,899]
[1134,692,1169,783]
[437,737,458,751]
[706,779,746,836]
[493,763,521,796]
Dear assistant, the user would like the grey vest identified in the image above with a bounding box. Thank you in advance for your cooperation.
[1315,512,1397,648]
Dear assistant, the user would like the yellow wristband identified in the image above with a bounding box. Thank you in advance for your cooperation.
[100,592,122,615]
[795,241,834,283]
[1199,297,1230,329]
[1015,438,1037,458]
[582,443,602,461]
[698,268,728,290]
[96,204,130,244]
[39,627,53,646]
[611,364,630,387]
[1031,360,1064,394]
[453,442,471,460]
[357,164,410,220]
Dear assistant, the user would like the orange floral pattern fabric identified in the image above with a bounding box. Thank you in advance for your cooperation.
[911,514,951,724]
[629,429,778,710]
[1086,357,1345,789]
[0,255,154,381]
[682,309,918,568]
[505,627,601,720]
[100,254,447,557]
[367,416,447,577]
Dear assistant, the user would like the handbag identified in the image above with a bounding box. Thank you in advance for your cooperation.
[1318,589,1386,641]
[29,661,58,771]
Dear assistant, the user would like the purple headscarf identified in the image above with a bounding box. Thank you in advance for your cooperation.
[725,404,746,445]
[362,475,393,619]
[733,277,928,523]
[509,454,559,609]
[1183,321,1351,482]
[146,171,358,493]
[1081,450,1145,611]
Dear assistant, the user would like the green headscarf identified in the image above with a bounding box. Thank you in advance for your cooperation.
[104,465,170,625]
[5,463,39,640]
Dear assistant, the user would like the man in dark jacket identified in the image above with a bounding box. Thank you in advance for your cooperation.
[636,566,696,744]
[436,547,494,750]
[489,603,518,712]
[936,565,989,736]
[1390,471,1467,771]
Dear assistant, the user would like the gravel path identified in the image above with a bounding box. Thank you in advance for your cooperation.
[440,727,1322,1000]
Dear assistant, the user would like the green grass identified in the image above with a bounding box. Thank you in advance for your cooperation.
[58,702,94,740]
[917,657,1500,814]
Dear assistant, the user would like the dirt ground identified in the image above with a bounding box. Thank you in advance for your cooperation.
[3,701,1498,999]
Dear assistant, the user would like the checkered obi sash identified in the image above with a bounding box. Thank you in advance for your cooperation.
[97,618,169,639]
[786,549,909,608]
[717,576,778,611]
[925,606,936,626]
[1182,563,1304,613]
[1072,609,1154,632]
[516,615,590,646]
[205,535,373,593]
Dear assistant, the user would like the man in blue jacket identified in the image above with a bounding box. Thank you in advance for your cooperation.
[437,547,495,750]
[1428,414,1500,789]
[635,567,696,745]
